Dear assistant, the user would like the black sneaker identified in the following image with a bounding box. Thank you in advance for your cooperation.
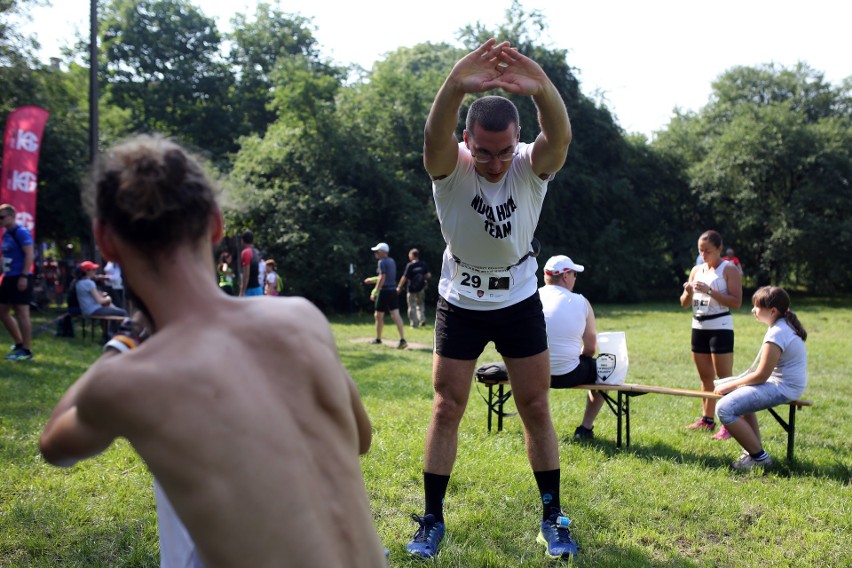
[397,339,408,350]
[573,425,594,441]
[370,338,382,345]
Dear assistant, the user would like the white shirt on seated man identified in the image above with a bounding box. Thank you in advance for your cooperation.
[538,255,605,440]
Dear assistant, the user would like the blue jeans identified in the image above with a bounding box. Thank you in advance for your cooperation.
[716,382,792,425]
[245,286,263,297]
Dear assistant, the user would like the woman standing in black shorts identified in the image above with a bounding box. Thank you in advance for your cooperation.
[680,230,743,438]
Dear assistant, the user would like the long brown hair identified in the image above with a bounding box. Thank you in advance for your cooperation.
[752,286,807,341]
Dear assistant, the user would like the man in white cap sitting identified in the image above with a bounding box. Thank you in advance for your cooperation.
[539,255,605,440]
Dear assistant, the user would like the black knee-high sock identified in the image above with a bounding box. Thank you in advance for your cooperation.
[424,472,450,523]
[533,469,561,521]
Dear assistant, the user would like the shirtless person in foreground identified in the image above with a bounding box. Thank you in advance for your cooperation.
[39,135,387,568]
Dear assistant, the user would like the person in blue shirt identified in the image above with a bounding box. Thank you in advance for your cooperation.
[0,204,35,361]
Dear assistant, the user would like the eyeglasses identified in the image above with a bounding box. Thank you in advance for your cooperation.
[470,146,517,164]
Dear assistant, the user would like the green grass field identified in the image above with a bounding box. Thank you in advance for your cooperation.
[1,300,850,567]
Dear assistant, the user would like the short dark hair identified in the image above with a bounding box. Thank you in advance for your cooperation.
[466,96,520,135]
[409,248,420,259]
[242,230,254,244]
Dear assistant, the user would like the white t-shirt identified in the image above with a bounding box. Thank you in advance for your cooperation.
[539,285,589,375]
[763,318,807,400]
[433,142,550,310]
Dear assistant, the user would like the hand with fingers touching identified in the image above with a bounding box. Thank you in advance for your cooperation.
[490,47,551,96]
[448,38,513,93]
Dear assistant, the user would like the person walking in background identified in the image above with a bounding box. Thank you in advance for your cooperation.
[217,251,235,295]
[539,255,605,441]
[1,204,35,361]
[408,38,576,560]
[103,260,125,310]
[363,242,407,349]
[680,230,743,439]
[238,231,263,297]
[397,248,431,328]
[714,286,807,469]
[723,247,744,276]
[264,259,282,297]
[39,134,387,568]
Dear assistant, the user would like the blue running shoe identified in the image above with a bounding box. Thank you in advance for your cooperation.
[537,510,579,558]
[5,347,32,361]
[406,513,445,559]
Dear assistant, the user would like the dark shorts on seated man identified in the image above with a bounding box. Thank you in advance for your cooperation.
[374,288,399,313]
[550,354,597,389]
[434,292,547,360]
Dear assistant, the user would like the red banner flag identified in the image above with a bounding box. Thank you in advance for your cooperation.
[1,105,50,241]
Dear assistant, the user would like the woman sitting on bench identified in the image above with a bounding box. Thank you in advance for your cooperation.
[714,286,808,470]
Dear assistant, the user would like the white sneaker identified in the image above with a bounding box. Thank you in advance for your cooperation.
[732,453,772,470]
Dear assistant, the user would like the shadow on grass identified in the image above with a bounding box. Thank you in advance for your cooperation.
[562,436,852,484]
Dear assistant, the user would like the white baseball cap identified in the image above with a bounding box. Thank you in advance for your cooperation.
[543,255,584,275]
[371,242,390,252]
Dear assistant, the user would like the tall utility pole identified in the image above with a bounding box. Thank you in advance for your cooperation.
[88,0,98,165]
[89,0,99,263]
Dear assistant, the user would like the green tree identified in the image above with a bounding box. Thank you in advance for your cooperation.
[227,54,368,310]
[100,0,236,161]
[228,2,322,138]
[656,64,851,291]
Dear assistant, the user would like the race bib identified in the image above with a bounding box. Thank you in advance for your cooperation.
[450,264,512,302]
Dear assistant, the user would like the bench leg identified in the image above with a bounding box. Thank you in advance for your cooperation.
[487,384,494,433]
[766,405,797,462]
[597,391,628,448]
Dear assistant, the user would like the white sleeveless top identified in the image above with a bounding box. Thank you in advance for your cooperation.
[691,259,733,330]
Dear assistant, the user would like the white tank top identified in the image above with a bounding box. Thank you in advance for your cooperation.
[539,285,589,375]
[692,259,733,330]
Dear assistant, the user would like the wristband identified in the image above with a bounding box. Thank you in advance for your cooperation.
[103,334,140,354]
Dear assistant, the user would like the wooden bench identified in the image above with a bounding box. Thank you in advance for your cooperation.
[475,377,813,462]
[75,315,127,341]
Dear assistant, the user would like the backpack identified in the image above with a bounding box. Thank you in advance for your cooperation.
[276,273,284,294]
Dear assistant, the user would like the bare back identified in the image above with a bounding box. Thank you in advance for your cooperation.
[76,296,385,567]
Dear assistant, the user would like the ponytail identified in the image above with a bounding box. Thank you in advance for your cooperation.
[784,310,808,342]
[752,286,807,341]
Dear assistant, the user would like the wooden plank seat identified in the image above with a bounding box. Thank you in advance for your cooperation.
[74,314,127,341]
[474,376,813,462]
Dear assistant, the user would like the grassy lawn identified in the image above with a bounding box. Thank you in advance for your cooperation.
[1,300,850,567]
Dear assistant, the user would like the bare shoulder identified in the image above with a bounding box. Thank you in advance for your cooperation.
[73,354,160,430]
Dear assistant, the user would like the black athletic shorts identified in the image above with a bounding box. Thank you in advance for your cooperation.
[691,328,735,354]
[434,292,547,360]
[0,274,33,306]
[374,288,399,313]
[550,354,597,388]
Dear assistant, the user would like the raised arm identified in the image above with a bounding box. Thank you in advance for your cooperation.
[424,39,511,179]
[480,46,572,178]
